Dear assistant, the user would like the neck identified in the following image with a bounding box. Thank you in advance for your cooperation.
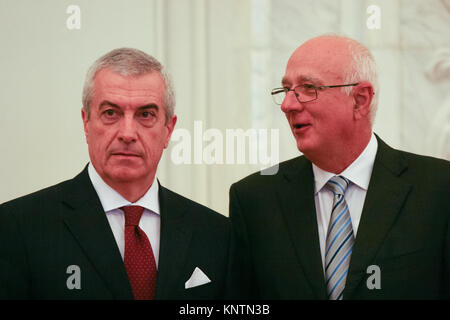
[307,130,372,174]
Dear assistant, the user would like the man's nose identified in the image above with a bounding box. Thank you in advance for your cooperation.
[280,91,304,113]
[118,116,137,144]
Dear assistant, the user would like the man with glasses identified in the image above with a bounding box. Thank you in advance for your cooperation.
[229,35,450,299]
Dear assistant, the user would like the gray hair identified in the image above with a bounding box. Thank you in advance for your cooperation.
[82,48,175,122]
[340,37,379,125]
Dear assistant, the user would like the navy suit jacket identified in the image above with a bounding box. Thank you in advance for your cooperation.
[230,136,450,299]
[0,167,232,299]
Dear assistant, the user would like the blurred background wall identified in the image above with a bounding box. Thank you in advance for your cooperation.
[1,0,449,215]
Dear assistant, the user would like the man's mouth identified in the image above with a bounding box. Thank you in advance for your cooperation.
[111,152,141,157]
[293,123,311,130]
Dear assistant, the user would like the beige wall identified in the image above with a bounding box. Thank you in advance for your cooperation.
[1,0,449,216]
[0,0,158,204]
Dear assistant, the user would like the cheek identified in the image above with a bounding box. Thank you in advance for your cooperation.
[318,111,353,140]
[142,128,168,154]
[87,125,112,158]
[315,97,351,125]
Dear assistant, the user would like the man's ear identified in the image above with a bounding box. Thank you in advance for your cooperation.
[81,108,89,142]
[164,115,177,149]
[353,82,374,120]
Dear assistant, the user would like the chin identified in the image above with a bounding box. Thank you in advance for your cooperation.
[295,137,319,157]
[296,137,310,153]
[107,167,144,183]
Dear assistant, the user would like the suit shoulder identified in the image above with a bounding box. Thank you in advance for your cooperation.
[377,136,449,174]
[398,150,450,180]
[401,151,450,168]
[231,156,305,189]
[376,143,450,197]
[0,178,73,211]
[160,187,228,226]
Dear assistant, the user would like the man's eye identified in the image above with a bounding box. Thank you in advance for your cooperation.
[303,84,315,89]
[101,109,120,123]
[140,111,155,119]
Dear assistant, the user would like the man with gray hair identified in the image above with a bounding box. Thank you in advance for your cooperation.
[0,48,233,300]
[230,35,450,299]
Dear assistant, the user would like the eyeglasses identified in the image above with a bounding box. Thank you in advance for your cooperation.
[271,83,359,105]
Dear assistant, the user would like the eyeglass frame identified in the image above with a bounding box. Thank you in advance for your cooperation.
[271,83,360,104]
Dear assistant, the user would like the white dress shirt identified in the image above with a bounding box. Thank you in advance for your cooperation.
[313,133,378,272]
[87,163,161,268]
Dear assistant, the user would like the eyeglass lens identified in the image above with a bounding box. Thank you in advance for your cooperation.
[272,85,317,104]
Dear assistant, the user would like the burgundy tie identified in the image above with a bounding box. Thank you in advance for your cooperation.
[122,205,157,300]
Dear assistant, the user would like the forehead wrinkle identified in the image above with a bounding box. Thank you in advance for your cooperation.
[100,71,161,95]
[282,73,324,86]
[102,80,162,102]
[93,69,166,116]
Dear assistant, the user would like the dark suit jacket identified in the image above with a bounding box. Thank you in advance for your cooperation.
[229,136,450,299]
[0,167,232,300]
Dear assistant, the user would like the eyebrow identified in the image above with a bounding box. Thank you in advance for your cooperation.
[98,101,159,111]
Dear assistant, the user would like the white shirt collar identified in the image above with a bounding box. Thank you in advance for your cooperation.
[313,133,378,193]
[87,163,160,215]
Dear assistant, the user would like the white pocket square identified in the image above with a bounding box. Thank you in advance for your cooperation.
[185,267,211,289]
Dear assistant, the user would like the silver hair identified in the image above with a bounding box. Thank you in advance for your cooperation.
[319,34,379,125]
[342,38,379,125]
[82,48,175,122]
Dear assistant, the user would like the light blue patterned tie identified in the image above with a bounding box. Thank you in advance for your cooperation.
[325,176,354,300]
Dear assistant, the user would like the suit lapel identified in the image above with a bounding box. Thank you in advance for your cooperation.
[154,184,193,299]
[276,157,327,299]
[344,136,412,299]
[61,167,133,299]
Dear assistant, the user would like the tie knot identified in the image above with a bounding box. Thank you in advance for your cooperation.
[326,176,350,195]
[122,206,144,226]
